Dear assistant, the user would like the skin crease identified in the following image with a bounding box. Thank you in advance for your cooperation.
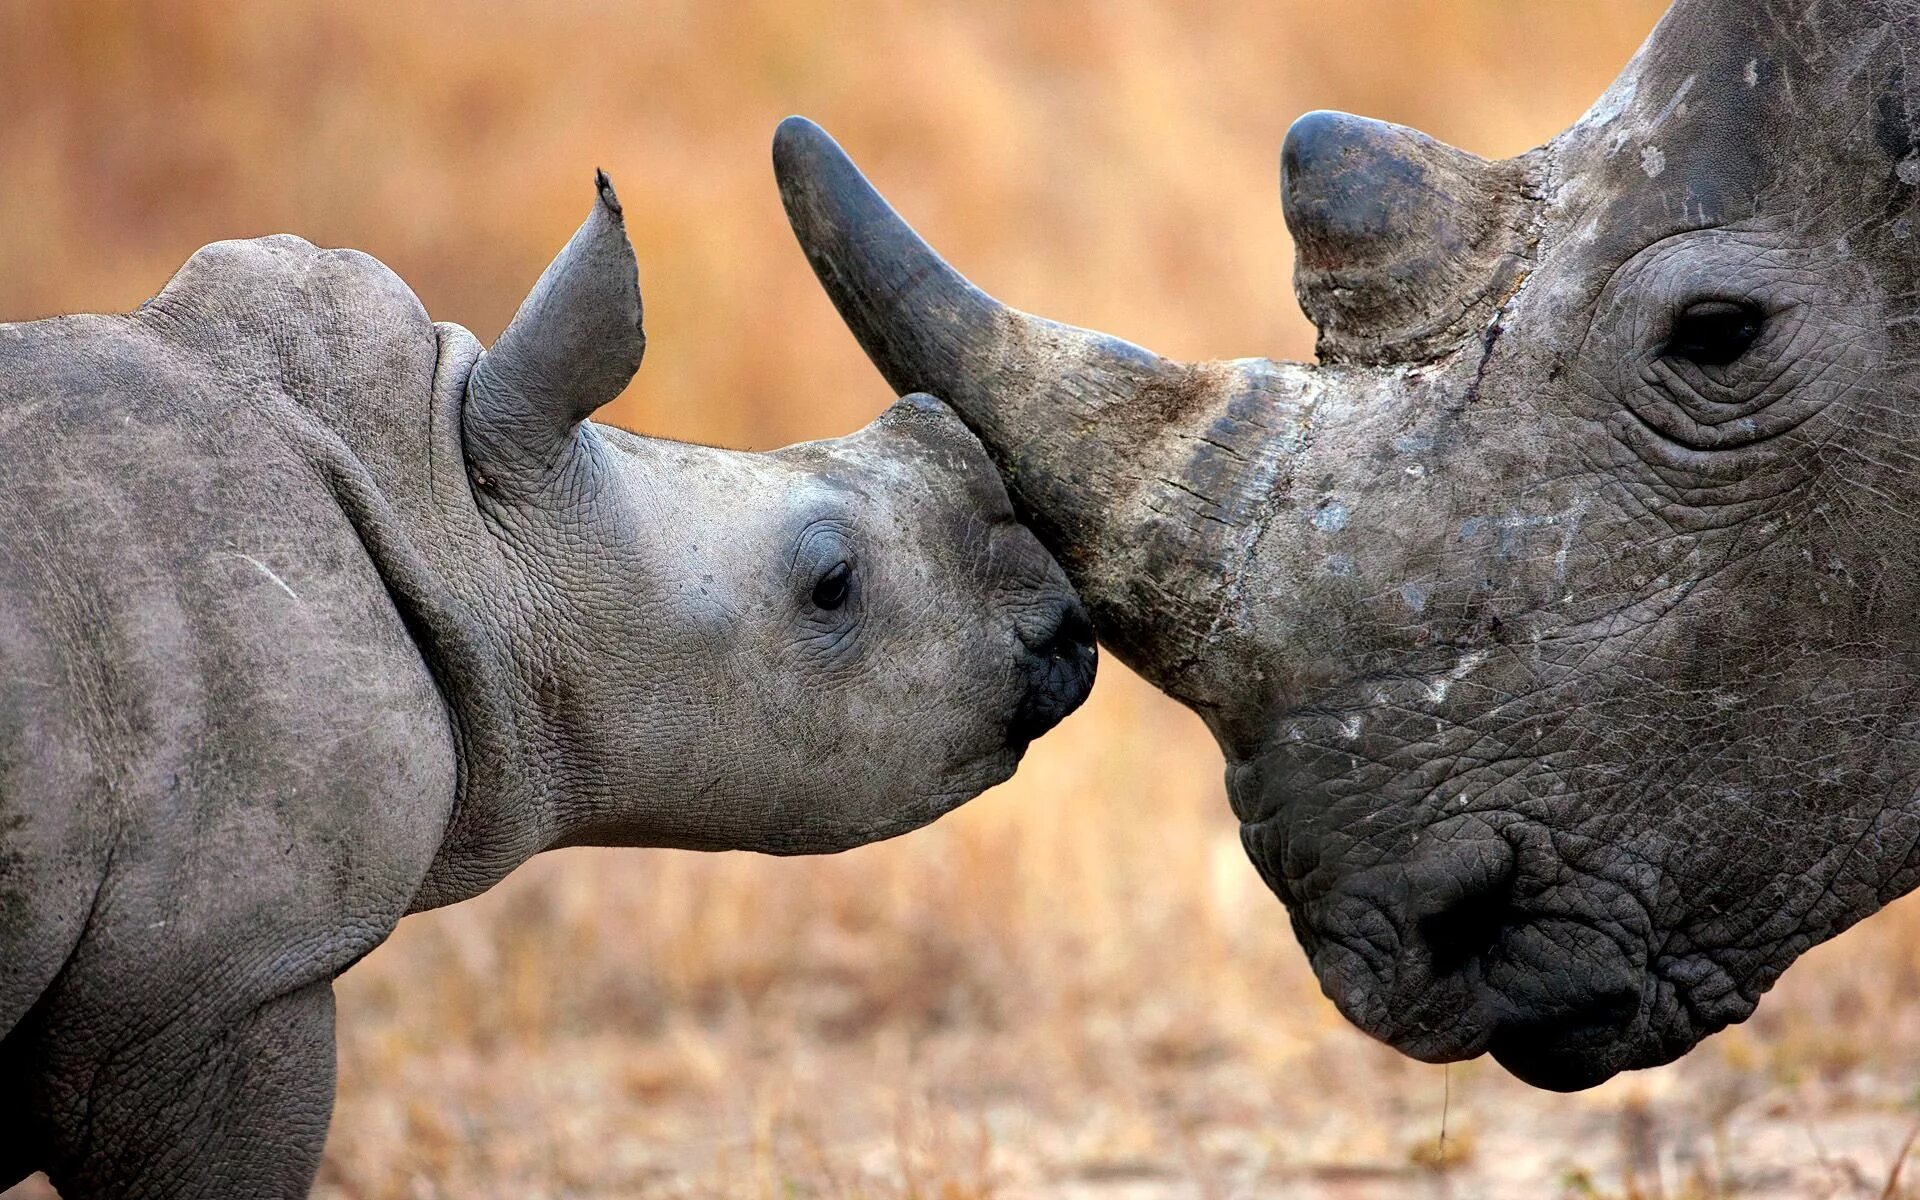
[0,175,1094,1196]
[774,0,1920,1091]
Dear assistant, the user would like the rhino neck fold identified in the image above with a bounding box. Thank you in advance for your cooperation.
[130,239,557,912]
[302,322,558,912]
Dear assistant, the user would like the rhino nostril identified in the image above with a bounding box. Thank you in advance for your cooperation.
[1053,605,1096,662]
[1415,847,1519,976]
[1023,599,1096,663]
[1008,599,1098,745]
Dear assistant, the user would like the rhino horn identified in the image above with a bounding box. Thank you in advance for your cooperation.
[465,171,647,487]
[774,117,1309,722]
[1280,111,1535,365]
[772,117,1182,570]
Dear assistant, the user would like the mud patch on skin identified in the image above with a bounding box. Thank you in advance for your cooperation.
[1310,499,1350,532]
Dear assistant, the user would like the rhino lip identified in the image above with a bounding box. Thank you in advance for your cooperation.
[1318,922,1645,1089]
[1265,807,1655,1090]
[1008,642,1097,746]
[1487,992,1641,1092]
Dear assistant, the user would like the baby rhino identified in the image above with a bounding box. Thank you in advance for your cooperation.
[0,173,1095,1198]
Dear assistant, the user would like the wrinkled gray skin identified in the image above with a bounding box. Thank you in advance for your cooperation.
[0,174,1094,1196]
[775,0,1920,1091]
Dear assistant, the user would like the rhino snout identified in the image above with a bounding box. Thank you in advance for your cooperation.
[1291,814,1655,1092]
[1007,595,1097,747]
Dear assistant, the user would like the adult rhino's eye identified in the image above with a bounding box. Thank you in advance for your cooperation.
[1664,300,1763,367]
[811,562,852,610]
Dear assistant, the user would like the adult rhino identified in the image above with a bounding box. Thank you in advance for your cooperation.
[775,0,1920,1090]
[0,174,1095,1197]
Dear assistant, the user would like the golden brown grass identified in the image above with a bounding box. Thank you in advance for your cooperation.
[9,2,1920,1196]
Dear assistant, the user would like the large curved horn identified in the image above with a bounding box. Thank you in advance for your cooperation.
[772,118,1183,399]
[772,116,1187,569]
[775,118,1311,720]
[774,119,1195,563]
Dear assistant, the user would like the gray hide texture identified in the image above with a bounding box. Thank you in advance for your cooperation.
[775,0,1920,1090]
[0,173,1094,1196]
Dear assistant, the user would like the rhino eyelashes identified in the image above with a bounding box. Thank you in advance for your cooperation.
[1662,299,1764,367]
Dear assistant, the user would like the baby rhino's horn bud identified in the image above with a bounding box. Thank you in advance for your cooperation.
[1281,111,1532,365]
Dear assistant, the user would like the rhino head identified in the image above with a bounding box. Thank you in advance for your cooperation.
[414,174,1096,902]
[774,0,1920,1088]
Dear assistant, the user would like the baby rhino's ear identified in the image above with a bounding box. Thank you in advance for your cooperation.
[464,171,647,489]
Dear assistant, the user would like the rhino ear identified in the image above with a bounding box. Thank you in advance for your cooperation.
[464,170,646,487]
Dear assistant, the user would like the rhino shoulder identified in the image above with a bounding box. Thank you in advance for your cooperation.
[140,233,430,340]
[133,234,450,425]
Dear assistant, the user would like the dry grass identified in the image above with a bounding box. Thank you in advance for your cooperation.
[9,1,1920,1196]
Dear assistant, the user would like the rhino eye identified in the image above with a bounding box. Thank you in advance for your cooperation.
[1664,300,1763,367]
[811,562,852,610]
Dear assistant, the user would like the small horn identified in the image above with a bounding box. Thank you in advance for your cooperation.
[464,171,646,487]
[1281,111,1531,364]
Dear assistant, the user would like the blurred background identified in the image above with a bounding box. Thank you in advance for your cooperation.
[8,1,1920,1196]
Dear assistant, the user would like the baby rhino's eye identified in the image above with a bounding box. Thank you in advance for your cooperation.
[812,562,852,610]
[1664,300,1763,367]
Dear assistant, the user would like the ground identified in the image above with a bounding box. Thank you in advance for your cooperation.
[17,671,1920,1200]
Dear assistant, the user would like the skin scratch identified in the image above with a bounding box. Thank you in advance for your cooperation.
[225,552,300,601]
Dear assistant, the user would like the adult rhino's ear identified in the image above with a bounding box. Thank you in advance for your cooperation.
[464,170,646,491]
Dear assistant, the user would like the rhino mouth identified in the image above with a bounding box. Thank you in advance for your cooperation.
[1238,741,1682,1088]
[1300,856,1658,1090]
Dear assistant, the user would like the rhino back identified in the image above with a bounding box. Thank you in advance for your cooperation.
[0,271,458,1051]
